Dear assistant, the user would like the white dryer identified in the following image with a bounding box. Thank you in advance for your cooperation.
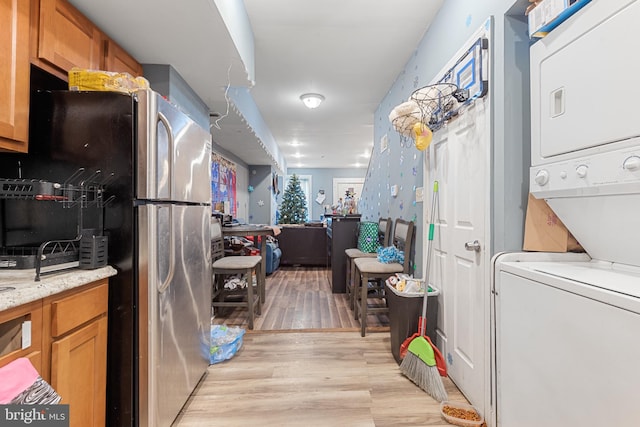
[529,0,640,267]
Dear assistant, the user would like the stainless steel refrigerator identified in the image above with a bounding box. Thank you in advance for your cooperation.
[22,89,212,426]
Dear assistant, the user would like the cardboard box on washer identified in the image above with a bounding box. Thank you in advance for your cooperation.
[523,193,584,253]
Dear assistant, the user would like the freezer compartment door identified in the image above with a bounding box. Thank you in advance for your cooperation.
[138,203,212,427]
[137,90,212,203]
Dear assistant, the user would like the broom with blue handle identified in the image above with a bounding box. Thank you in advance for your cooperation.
[399,181,448,402]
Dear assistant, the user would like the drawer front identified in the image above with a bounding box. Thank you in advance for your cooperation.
[51,280,108,338]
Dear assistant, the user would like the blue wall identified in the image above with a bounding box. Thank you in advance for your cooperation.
[248,165,277,225]
[285,168,366,221]
[364,0,531,278]
[143,64,210,129]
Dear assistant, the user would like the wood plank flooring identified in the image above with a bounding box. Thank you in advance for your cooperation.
[213,266,390,332]
[174,331,470,427]
[191,266,471,426]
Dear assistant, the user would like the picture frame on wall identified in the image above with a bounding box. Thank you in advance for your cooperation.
[211,152,237,216]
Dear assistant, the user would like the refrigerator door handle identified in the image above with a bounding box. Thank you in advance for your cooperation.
[157,206,176,294]
[157,112,174,200]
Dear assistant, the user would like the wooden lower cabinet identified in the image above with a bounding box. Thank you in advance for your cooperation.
[0,279,112,425]
[43,279,108,427]
[51,316,107,427]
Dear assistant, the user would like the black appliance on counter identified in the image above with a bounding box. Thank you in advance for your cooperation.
[0,178,108,275]
[212,211,233,225]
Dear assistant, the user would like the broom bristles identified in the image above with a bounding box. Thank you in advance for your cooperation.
[400,351,448,402]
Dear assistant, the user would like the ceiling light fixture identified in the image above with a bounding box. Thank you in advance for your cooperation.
[300,93,325,109]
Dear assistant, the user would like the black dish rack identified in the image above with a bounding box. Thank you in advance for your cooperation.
[0,170,113,281]
[0,244,79,269]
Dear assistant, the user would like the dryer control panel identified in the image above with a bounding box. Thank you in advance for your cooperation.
[530,144,640,199]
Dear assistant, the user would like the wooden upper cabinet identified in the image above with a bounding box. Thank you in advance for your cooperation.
[36,0,101,76]
[0,0,31,152]
[103,37,143,77]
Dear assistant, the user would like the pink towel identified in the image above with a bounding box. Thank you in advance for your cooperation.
[0,358,40,403]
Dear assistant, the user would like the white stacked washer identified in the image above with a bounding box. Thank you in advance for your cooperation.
[493,1,640,426]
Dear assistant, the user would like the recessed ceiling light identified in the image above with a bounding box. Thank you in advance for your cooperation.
[300,93,325,109]
[293,152,302,158]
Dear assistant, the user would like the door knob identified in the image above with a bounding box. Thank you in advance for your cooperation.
[465,240,481,252]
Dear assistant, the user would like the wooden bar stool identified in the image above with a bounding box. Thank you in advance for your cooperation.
[210,219,263,330]
[353,218,415,337]
[345,217,392,310]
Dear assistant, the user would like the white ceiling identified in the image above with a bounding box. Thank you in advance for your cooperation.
[68,0,443,171]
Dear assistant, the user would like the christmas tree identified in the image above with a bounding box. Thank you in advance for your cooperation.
[279,174,308,224]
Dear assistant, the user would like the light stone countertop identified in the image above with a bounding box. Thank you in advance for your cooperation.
[0,266,117,312]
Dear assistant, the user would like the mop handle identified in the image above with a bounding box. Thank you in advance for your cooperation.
[420,181,438,331]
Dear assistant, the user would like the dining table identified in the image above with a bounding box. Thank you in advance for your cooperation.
[221,224,276,304]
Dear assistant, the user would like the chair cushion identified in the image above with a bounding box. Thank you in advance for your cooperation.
[213,255,262,270]
[345,248,377,259]
[354,257,403,274]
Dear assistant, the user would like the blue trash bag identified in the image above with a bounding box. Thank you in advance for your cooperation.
[209,324,245,364]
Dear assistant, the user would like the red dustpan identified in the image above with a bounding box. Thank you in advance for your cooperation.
[398,181,447,377]
[399,316,447,377]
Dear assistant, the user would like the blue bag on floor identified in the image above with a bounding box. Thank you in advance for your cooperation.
[210,325,245,364]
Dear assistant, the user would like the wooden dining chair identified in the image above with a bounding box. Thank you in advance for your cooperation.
[345,217,392,310]
[353,218,415,337]
[210,218,263,329]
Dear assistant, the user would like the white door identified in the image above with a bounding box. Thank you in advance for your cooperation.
[424,96,489,407]
[333,178,364,206]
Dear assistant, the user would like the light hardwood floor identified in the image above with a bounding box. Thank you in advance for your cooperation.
[174,331,470,427]
[181,266,471,426]
[213,266,390,331]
